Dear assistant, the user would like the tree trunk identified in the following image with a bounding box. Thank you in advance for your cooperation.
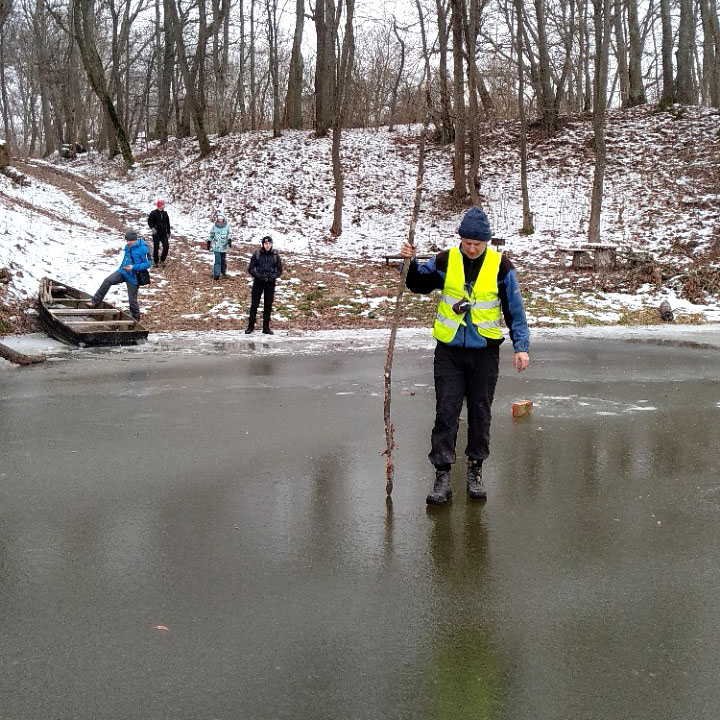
[515,0,533,234]
[250,0,257,130]
[330,0,355,236]
[434,0,454,144]
[588,0,611,243]
[284,0,304,129]
[464,0,481,205]
[72,0,134,169]
[534,0,559,132]
[166,0,211,155]
[314,0,337,136]
[0,25,15,154]
[236,0,247,130]
[156,0,175,141]
[625,0,646,106]
[388,18,405,131]
[266,0,281,137]
[31,0,56,155]
[212,0,230,134]
[613,0,629,106]
[450,0,466,200]
[659,0,674,104]
[675,0,695,104]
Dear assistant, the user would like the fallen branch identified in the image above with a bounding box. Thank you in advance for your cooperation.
[383,120,429,496]
[0,342,46,365]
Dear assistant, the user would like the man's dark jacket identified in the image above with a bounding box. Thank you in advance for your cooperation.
[147,209,171,239]
[248,247,282,281]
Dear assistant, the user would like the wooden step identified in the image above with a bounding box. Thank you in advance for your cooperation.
[50,308,123,316]
[64,320,138,327]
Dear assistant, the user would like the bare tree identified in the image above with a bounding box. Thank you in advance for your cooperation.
[659,0,674,104]
[266,0,281,136]
[212,0,231,135]
[314,0,338,136]
[675,0,695,104]
[588,0,611,243]
[284,0,304,128]
[613,0,629,105]
[329,0,354,236]
[0,0,15,151]
[449,0,466,199]
[72,0,134,168]
[514,0,533,233]
[626,0,645,106]
[387,17,405,131]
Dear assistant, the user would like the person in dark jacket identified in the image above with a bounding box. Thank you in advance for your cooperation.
[398,206,530,505]
[147,199,171,266]
[91,230,152,321]
[245,236,283,334]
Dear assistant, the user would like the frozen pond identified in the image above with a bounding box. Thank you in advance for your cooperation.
[1,329,719,719]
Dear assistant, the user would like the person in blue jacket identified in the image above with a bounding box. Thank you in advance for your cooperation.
[91,229,152,321]
[398,206,530,505]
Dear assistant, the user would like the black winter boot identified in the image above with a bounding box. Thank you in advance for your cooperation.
[426,470,452,505]
[466,461,487,500]
[244,324,255,334]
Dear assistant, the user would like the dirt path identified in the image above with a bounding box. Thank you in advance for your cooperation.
[15,160,132,233]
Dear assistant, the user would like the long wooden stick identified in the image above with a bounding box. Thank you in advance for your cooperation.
[383,121,429,496]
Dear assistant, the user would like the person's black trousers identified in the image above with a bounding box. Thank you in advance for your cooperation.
[248,279,275,329]
[153,235,169,264]
[429,342,500,469]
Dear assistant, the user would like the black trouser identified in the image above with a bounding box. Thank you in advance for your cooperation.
[153,234,169,264]
[248,278,275,328]
[92,270,140,320]
[429,342,500,469]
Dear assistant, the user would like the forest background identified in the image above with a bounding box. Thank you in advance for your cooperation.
[0,0,719,334]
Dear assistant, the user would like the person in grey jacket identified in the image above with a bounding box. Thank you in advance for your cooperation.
[207,213,232,279]
[91,230,152,321]
[245,236,282,334]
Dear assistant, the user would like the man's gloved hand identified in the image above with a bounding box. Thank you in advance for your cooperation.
[228,240,232,248]
[150,228,157,235]
[206,240,211,251]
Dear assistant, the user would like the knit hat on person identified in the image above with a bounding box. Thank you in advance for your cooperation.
[261,236,273,244]
[458,206,492,241]
[124,229,138,241]
[156,200,165,208]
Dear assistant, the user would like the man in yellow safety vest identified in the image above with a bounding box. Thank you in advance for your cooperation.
[399,206,530,505]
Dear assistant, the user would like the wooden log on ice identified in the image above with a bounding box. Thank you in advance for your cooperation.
[0,342,46,366]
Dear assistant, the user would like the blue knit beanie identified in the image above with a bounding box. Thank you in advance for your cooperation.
[458,207,492,241]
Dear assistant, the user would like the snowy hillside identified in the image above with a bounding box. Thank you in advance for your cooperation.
[1,104,719,335]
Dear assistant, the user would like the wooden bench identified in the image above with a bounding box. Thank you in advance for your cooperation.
[563,244,617,270]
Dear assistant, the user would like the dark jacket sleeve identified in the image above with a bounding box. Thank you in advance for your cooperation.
[272,253,283,280]
[164,212,171,235]
[248,251,258,278]
[498,255,530,353]
[405,251,447,294]
[147,210,157,230]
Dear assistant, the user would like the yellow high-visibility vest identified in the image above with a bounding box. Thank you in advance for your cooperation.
[432,246,503,343]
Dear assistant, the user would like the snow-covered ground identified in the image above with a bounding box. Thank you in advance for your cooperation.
[2,104,720,331]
